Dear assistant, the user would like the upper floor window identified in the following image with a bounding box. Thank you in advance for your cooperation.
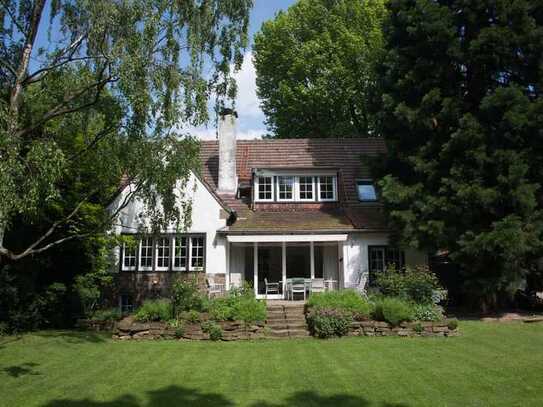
[278,176,294,201]
[318,176,336,201]
[357,180,377,201]
[254,174,337,202]
[122,243,137,271]
[257,176,273,201]
[139,238,153,271]
[298,176,314,201]
[155,237,171,271]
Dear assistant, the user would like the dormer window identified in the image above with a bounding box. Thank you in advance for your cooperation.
[318,176,337,201]
[278,176,294,201]
[357,180,377,201]
[254,172,337,202]
[257,176,273,201]
[298,176,314,201]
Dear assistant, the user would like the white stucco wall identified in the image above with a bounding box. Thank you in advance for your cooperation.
[110,172,228,275]
[342,233,427,288]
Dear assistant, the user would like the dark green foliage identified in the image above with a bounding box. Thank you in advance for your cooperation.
[254,0,386,138]
[306,308,352,339]
[371,297,414,326]
[90,308,121,322]
[306,289,372,320]
[201,321,223,341]
[377,0,543,310]
[134,299,172,322]
[171,279,207,316]
[374,265,445,305]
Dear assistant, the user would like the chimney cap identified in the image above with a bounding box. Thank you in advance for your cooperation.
[219,108,238,118]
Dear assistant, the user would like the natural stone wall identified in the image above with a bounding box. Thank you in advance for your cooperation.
[347,320,460,337]
[112,316,267,341]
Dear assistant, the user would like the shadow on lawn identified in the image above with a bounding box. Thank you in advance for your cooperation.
[34,330,108,344]
[2,362,40,378]
[41,386,410,407]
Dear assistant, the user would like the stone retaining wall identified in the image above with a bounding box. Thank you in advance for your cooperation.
[112,317,267,341]
[76,319,116,332]
[348,320,460,337]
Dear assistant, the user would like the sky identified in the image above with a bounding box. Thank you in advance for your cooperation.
[189,0,297,140]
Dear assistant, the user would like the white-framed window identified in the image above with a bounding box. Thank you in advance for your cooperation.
[298,176,314,201]
[190,236,204,270]
[277,176,295,201]
[318,176,337,201]
[139,238,153,271]
[357,179,377,201]
[155,237,171,271]
[173,236,188,271]
[121,243,137,271]
[256,176,273,201]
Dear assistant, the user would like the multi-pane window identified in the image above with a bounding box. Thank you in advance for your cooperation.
[155,237,171,270]
[173,236,188,270]
[357,180,377,201]
[122,244,137,271]
[298,176,314,200]
[191,237,204,270]
[257,176,273,200]
[368,246,405,282]
[139,238,153,270]
[278,176,294,200]
[319,176,335,201]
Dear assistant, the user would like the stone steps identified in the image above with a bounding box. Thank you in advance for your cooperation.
[264,302,310,339]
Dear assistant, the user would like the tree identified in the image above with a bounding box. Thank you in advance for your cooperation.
[377,0,543,310]
[0,0,253,262]
[253,0,386,138]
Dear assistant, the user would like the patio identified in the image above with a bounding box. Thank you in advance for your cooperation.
[227,236,344,299]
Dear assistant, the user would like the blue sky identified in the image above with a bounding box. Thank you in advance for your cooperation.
[190,0,297,140]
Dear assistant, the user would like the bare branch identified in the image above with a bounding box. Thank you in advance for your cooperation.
[0,2,26,34]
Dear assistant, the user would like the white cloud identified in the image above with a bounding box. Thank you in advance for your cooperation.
[179,52,266,140]
[234,51,262,118]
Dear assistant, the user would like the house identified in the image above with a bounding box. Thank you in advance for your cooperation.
[110,110,426,308]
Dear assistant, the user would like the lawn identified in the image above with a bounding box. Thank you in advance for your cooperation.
[0,321,542,407]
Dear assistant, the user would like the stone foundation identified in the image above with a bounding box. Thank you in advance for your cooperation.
[347,320,460,337]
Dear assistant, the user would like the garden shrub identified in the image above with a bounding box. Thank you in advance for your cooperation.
[207,289,266,323]
[411,303,444,322]
[306,308,351,338]
[372,297,414,326]
[413,322,424,334]
[171,278,206,316]
[134,299,172,322]
[447,319,459,330]
[201,321,223,341]
[306,289,371,320]
[166,318,185,338]
[91,308,121,322]
[375,265,445,305]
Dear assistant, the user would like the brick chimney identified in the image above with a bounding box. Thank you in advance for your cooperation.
[217,109,237,194]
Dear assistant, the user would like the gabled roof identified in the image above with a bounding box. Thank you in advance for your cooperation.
[199,138,389,233]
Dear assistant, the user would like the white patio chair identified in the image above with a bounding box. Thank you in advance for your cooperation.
[290,278,306,301]
[345,271,368,298]
[310,278,325,294]
[206,277,225,298]
[264,278,280,299]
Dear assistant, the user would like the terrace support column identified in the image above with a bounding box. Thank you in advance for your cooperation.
[310,241,315,279]
[282,241,286,296]
[253,242,258,296]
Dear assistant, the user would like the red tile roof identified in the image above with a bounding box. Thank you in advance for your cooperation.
[198,138,388,232]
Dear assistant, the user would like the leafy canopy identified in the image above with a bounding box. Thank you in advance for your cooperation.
[0,0,252,261]
[377,0,543,309]
[253,0,386,138]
